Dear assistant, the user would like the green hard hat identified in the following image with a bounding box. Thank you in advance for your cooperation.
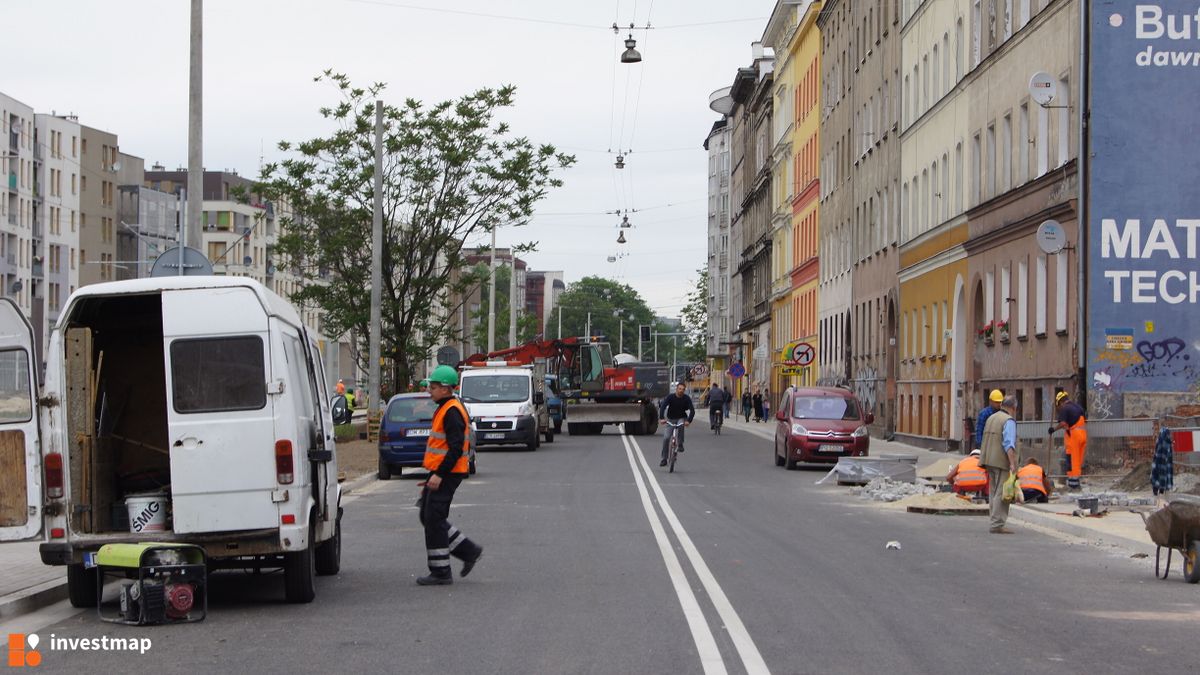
[427,365,459,386]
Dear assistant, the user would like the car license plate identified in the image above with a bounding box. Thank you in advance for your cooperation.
[818,444,844,453]
[484,432,504,440]
[407,429,430,437]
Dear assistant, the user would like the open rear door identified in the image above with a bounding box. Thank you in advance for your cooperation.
[0,298,43,541]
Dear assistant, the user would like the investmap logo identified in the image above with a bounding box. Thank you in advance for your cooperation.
[6,634,40,668]
[7,632,152,667]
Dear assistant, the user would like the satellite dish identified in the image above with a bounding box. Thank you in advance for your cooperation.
[1036,219,1067,254]
[1029,72,1058,107]
[150,246,214,277]
[112,160,122,172]
[9,280,22,294]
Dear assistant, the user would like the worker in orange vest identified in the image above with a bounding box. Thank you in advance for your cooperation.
[416,365,483,586]
[1017,458,1052,503]
[336,379,346,395]
[947,449,989,498]
[1050,391,1087,490]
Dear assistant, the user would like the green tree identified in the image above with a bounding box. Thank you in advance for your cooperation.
[555,277,656,356]
[679,268,709,363]
[469,262,541,351]
[258,72,574,387]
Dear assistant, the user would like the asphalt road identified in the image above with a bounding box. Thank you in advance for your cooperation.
[19,424,1198,674]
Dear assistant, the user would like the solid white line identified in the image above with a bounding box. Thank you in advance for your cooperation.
[620,434,728,675]
[628,434,772,675]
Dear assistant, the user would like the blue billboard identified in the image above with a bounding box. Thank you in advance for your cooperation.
[1088,1,1200,416]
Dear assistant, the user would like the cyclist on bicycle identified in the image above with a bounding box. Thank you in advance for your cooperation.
[659,382,695,466]
[705,383,727,430]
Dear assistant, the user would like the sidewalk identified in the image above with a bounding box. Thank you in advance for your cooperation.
[721,415,1157,554]
[0,471,380,622]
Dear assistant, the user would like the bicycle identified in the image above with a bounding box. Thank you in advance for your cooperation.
[664,419,686,472]
[710,407,723,435]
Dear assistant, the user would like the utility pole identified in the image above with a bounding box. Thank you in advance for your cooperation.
[185,0,203,269]
[637,325,642,362]
[586,312,591,338]
[619,318,623,354]
[557,305,562,339]
[368,100,383,414]
[487,228,496,353]
[508,256,517,348]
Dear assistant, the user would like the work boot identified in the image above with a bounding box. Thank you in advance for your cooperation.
[461,547,483,578]
[416,572,453,586]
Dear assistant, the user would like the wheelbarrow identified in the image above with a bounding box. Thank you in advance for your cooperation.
[1141,494,1200,583]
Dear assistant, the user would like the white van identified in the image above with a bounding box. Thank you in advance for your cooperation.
[459,362,552,451]
[0,277,341,606]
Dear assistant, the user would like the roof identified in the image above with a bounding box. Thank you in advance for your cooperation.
[63,276,304,329]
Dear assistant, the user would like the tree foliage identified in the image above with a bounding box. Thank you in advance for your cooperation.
[258,72,574,388]
[554,277,656,355]
[679,267,709,362]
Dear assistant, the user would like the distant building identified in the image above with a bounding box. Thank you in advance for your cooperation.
[460,247,527,356]
[524,270,563,336]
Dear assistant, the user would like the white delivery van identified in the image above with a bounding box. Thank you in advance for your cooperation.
[0,277,341,606]
[459,361,552,451]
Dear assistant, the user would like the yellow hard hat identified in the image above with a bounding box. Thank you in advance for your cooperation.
[1055,391,1069,404]
[989,389,1003,403]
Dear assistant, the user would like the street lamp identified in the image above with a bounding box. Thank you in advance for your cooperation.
[621,35,642,63]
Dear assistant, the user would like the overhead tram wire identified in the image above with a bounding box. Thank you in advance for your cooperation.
[345,0,766,30]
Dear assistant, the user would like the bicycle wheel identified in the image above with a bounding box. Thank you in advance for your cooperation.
[668,431,677,472]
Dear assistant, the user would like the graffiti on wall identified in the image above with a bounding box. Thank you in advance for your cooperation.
[853,367,879,413]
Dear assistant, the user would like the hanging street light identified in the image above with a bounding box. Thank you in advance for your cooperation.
[617,230,627,244]
[621,35,642,64]
[615,153,625,169]
[619,214,632,228]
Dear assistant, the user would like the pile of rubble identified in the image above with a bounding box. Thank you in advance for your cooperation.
[852,477,935,502]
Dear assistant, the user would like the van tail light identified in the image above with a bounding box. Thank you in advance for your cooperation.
[45,452,64,499]
[275,440,295,485]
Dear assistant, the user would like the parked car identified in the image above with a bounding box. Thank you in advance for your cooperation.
[774,387,874,469]
[378,393,476,479]
[545,374,566,433]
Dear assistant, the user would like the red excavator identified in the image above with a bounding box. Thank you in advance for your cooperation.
[461,336,668,435]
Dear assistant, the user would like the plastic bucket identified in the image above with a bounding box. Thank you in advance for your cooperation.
[1077,496,1099,515]
[125,493,168,533]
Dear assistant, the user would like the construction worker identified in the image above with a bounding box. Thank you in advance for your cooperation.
[336,379,346,396]
[345,386,357,411]
[1018,458,1052,504]
[415,365,483,586]
[974,389,1004,450]
[1051,391,1087,490]
[947,449,989,498]
[980,395,1019,534]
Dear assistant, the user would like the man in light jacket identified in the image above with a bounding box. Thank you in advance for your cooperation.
[979,395,1019,534]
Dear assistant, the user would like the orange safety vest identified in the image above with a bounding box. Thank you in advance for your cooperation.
[953,456,988,489]
[1017,464,1047,494]
[423,398,471,474]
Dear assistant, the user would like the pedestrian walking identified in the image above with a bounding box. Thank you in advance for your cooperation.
[974,389,1004,450]
[980,395,1019,534]
[741,390,752,422]
[415,365,483,585]
[752,389,764,422]
[722,385,732,420]
[1050,391,1087,490]
[762,388,771,420]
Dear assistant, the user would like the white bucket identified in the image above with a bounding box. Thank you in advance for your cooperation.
[125,493,168,533]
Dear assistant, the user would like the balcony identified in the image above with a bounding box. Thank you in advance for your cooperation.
[31,218,42,239]
[31,260,43,279]
[32,184,42,202]
[5,253,14,266]
[719,252,728,268]
[6,214,14,226]
[8,132,17,151]
[7,173,15,191]
[33,145,43,162]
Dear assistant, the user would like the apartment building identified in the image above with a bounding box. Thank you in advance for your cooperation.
[77,125,120,288]
[116,152,178,280]
[704,93,733,381]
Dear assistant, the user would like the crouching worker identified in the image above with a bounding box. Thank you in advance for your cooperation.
[1017,458,1052,504]
[947,449,989,498]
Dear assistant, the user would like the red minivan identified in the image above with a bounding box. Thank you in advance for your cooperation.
[774,387,874,469]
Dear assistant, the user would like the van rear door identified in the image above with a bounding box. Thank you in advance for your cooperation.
[0,298,43,541]
[162,289,279,534]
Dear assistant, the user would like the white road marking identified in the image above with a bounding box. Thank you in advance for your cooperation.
[619,433,728,675]
[627,434,772,675]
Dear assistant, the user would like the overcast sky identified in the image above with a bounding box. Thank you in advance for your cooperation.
[1,0,776,316]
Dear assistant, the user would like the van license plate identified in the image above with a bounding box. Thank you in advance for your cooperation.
[484,432,505,440]
[407,429,430,437]
[83,552,97,569]
[818,444,844,453]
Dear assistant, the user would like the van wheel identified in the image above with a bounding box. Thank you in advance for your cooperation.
[67,563,99,608]
[284,524,317,603]
[315,512,342,576]
[377,457,391,480]
[527,430,539,451]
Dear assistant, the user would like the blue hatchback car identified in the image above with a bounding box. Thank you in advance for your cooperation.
[378,393,476,479]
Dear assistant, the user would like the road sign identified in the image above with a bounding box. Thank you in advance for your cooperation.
[436,345,461,366]
[691,364,710,379]
[729,362,745,378]
[783,341,815,367]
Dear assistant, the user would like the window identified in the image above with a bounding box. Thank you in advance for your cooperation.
[1036,104,1049,176]
[1055,251,1068,332]
[985,270,995,328]
[1035,253,1047,335]
[955,142,964,212]
[972,1,981,66]
[971,133,982,206]
[987,123,996,199]
[1018,103,1030,184]
[956,18,964,81]
[1001,265,1011,324]
[80,175,85,193]
[171,336,267,413]
[1020,0,1031,27]
[0,349,32,423]
[1001,113,1012,192]
[1057,76,1070,167]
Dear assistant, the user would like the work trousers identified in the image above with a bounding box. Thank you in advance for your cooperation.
[418,474,482,577]
[661,420,687,461]
[987,467,1012,531]
[1065,424,1088,488]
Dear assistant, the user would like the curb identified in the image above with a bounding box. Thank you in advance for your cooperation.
[1007,506,1156,555]
[0,577,68,622]
[342,471,377,496]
